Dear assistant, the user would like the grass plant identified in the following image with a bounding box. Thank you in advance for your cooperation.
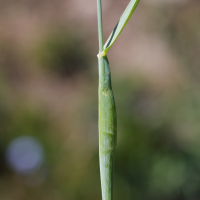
[96,0,140,200]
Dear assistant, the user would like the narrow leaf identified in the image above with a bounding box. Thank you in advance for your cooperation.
[104,0,140,53]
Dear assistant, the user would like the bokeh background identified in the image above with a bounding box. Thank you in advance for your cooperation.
[0,0,200,199]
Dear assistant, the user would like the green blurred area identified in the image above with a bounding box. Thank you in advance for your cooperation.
[0,0,200,199]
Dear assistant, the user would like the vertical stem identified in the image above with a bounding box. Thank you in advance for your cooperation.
[97,0,104,52]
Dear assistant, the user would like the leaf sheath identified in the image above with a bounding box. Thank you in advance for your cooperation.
[98,55,117,200]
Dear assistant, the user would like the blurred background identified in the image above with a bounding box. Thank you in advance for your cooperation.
[0,0,200,199]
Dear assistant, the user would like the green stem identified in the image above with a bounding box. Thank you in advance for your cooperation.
[97,0,104,52]
[97,1,117,200]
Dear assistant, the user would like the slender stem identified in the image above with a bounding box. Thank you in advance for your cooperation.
[97,0,104,52]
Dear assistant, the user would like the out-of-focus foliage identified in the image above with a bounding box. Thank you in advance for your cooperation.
[0,0,200,200]
[34,30,91,77]
[112,79,200,200]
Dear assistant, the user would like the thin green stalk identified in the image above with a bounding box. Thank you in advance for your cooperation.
[97,0,104,52]
[97,1,117,200]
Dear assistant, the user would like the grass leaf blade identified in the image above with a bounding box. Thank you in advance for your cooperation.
[104,0,140,53]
